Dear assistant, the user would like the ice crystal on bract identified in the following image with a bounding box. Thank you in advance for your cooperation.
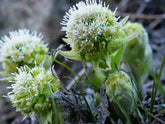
[61,0,134,70]
[8,66,60,115]
[0,29,49,73]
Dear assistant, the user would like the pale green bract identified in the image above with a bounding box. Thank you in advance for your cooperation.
[123,22,152,85]
[0,29,50,74]
[60,0,135,71]
[105,71,137,122]
[8,66,60,115]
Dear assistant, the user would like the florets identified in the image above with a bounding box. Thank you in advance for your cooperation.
[61,0,134,70]
[8,66,60,115]
[0,29,49,73]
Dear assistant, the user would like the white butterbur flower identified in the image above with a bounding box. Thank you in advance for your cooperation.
[60,0,134,71]
[0,29,49,73]
[61,0,110,42]
[8,66,61,115]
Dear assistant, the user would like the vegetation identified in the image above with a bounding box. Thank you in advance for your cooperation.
[0,0,164,124]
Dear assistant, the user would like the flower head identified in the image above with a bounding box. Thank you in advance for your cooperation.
[0,29,49,73]
[105,71,137,121]
[60,0,134,70]
[8,66,61,115]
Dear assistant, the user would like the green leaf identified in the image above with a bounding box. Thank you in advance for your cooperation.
[110,45,124,73]
[148,55,165,121]
[74,80,96,124]
[149,55,165,100]
[62,38,72,44]
[120,16,129,25]
[59,50,82,61]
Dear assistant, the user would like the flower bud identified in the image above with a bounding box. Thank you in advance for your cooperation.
[123,22,152,85]
[60,0,135,71]
[105,71,137,122]
[0,29,49,74]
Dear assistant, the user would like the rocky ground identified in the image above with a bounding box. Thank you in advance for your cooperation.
[0,0,165,123]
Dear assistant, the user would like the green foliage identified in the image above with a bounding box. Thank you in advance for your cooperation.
[1,0,164,124]
[149,55,165,121]
[75,80,96,124]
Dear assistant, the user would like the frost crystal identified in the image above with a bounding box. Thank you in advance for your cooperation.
[0,29,49,73]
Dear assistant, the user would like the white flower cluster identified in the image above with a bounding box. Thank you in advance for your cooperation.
[8,66,60,114]
[0,29,61,122]
[60,0,133,71]
[61,0,112,45]
[0,29,49,73]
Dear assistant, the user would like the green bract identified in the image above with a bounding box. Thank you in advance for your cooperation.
[0,29,50,74]
[85,44,125,88]
[8,66,60,115]
[85,64,107,88]
[60,0,134,71]
[105,71,137,122]
[123,22,152,85]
